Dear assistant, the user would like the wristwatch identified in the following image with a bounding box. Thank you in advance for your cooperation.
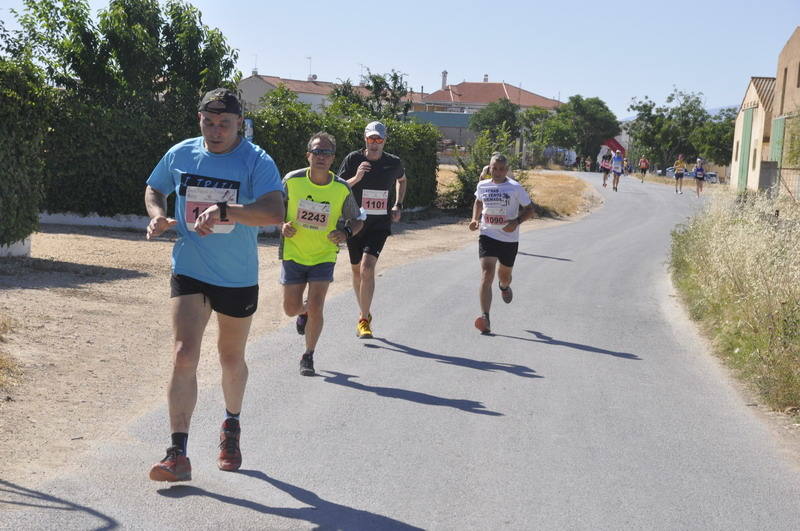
[343,225,353,238]
[394,202,404,209]
[216,202,229,222]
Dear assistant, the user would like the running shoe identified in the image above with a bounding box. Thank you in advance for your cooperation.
[217,418,242,471]
[149,446,191,482]
[300,352,315,376]
[500,284,513,304]
[296,312,308,335]
[474,314,491,334]
[356,318,373,339]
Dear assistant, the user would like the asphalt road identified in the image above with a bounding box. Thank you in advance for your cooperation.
[4,172,800,530]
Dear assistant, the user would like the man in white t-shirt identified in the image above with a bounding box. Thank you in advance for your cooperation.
[468,153,535,334]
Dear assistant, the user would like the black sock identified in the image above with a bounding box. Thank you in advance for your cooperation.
[225,409,240,421]
[303,350,314,357]
[171,432,188,455]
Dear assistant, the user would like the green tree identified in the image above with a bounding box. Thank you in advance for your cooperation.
[448,127,517,208]
[10,0,240,216]
[627,88,710,170]
[689,107,736,166]
[550,95,619,159]
[469,98,521,139]
[328,69,412,119]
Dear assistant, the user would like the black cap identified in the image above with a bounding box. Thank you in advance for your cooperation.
[198,88,242,115]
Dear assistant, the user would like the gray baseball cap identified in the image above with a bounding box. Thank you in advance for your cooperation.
[364,121,387,139]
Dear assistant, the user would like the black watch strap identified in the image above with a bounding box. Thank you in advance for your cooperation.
[216,202,229,222]
[343,225,353,237]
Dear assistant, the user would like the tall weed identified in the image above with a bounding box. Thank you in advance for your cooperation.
[671,191,800,409]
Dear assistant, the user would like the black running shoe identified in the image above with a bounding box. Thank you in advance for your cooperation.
[300,353,315,376]
[296,313,308,335]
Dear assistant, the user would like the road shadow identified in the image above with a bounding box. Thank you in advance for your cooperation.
[516,252,573,262]
[489,330,640,360]
[0,257,147,289]
[0,479,118,530]
[158,470,421,530]
[321,371,503,417]
[365,338,541,379]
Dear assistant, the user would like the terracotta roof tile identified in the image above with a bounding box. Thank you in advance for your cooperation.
[254,75,427,103]
[423,81,560,109]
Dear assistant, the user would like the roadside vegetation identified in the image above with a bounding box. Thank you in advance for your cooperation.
[671,191,800,410]
[437,164,590,218]
[0,312,18,390]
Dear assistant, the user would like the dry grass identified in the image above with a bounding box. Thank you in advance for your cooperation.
[520,171,592,217]
[437,164,590,218]
[0,312,19,390]
[671,190,800,410]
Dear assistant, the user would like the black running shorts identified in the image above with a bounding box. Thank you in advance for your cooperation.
[347,228,391,264]
[478,235,519,267]
[170,274,258,318]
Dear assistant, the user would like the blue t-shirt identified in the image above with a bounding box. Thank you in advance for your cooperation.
[611,154,624,172]
[146,137,282,287]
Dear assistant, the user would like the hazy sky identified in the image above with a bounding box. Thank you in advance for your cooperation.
[2,0,798,118]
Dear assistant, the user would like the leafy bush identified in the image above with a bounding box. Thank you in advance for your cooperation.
[445,128,518,208]
[0,57,50,246]
[250,87,440,209]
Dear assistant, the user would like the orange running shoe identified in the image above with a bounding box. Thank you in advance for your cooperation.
[218,419,242,471]
[149,446,191,482]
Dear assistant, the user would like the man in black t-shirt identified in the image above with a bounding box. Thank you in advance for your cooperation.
[337,121,406,338]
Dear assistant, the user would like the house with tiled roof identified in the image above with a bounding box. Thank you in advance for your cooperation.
[730,76,775,191]
[238,72,426,114]
[422,73,560,113]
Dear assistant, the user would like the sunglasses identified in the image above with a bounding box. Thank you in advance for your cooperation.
[308,148,335,156]
[366,137,385,144]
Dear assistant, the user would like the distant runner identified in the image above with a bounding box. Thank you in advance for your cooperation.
[600,153,612,188]
[338,121,406,339]
[638,156,649,182]
[280,132,363,376]
[611,150,624,192]
[469,153,535,334]
[673,153,687,194]
[693,157,706,197]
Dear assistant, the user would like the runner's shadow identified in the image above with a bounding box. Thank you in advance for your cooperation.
[365,338,541,379]
[158,471,420,530]
[489,331,640,360]
[0,479,118,530]
[515,252,572,262]
[0,257,147,289]
[321,371,503,416]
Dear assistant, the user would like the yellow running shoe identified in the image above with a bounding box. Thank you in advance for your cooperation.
[356,318,373,339]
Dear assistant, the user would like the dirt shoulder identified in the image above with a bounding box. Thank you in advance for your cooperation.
[0,209,580,486]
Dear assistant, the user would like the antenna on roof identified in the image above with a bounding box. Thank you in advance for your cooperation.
[252,54,258,76]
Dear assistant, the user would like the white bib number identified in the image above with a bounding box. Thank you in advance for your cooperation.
[296,199,330,230]
[185,186,237,234]
[361,189,389,215]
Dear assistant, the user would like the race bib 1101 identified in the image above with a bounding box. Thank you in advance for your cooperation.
[361,189,389,215]
[185,186,237,234]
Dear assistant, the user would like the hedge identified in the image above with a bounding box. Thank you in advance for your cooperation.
[0,58,50,246]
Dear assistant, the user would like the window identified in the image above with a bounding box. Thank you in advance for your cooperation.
[735,141,739,162]
[752,149,757,170]
[781,68,787,115]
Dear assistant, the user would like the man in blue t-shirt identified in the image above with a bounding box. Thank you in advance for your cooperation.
[144,88,284,482]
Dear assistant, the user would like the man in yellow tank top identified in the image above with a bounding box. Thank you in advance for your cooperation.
[280,132,363,375]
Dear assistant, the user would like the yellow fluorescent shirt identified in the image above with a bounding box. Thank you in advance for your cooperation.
[280,168,360,265]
